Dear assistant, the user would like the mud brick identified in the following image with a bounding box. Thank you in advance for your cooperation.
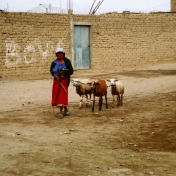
[0,12,176,78]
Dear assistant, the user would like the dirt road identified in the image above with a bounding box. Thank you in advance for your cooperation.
[0,61,176,176]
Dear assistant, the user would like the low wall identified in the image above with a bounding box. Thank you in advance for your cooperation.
[0,12,176,78]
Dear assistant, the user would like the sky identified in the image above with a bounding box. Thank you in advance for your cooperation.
[0,0,171,14]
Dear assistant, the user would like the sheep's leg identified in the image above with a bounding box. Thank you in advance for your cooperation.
[79,95,83,109]
[99,98,101,104]
[117,95,120,106]
[88,94,91,107]
[112,95,115,108]
[105,94,108,109]
[92,96,95,112]
[85,94,88,107]
[121,94,123,106]
[99,96,102,111]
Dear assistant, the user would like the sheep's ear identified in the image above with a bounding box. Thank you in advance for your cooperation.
[115,79,119,82]
[87,82,91,85]
[95,83,100,85]
[71,79,78,83]
[72,78,79,82]
[107,79,110,82]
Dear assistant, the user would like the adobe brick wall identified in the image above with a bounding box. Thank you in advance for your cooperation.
[171,0,176,12]
[0,12,70,78]
[74,12,176,69]
[0,12,176,78]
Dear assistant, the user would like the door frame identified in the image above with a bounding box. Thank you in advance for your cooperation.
[71,22,94,70]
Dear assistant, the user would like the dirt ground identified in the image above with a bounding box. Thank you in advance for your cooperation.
[0,61,176,176]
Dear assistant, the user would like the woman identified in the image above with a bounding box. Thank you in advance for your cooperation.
[50,48,73,118]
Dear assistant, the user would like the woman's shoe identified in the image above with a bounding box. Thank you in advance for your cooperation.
[62,111,70,116]
[58,113,64,119]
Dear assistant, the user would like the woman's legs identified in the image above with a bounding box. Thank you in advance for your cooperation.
[60,106,64,113]
[58,106,69,118]
[64,106,68,112]
[58,106,64,118]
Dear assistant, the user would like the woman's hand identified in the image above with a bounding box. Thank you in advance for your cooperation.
[54,76,59,80]
[58,70,64,76]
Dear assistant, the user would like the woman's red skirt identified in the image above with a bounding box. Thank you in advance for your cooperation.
[51,77,68,106]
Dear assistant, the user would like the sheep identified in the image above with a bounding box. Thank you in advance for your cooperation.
[107,78,124,107]
[90,79,108,112]
[71,78,92,109]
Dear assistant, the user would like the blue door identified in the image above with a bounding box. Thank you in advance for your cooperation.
[74,26,90,69]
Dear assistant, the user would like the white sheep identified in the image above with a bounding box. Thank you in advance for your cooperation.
[71,78,92,109]
[107,78,124,107]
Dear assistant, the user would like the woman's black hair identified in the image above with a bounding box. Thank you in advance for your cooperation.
[56,52,65,57]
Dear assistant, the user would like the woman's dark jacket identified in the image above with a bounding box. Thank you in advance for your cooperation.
[50,57,73,86]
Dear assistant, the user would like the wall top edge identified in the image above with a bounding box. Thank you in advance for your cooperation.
[1,11,176,16]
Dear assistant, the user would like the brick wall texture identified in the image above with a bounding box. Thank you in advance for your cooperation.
[0,12,176,78]
[171,0,176,12]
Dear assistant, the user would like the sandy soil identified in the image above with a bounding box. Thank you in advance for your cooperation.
[0,61,176,176]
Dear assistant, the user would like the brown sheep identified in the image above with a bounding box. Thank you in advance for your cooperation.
[90,80,108,112]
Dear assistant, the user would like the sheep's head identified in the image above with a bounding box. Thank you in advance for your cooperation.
[71,79,80,87]
[107,78,118,86]
[89,81,100,94]
[72,79,92,88]
[87,81,95,90]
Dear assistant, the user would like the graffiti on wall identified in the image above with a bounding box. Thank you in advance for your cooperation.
[5,38,65,67]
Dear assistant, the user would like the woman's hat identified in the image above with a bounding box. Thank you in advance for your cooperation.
[55,48,65,53]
